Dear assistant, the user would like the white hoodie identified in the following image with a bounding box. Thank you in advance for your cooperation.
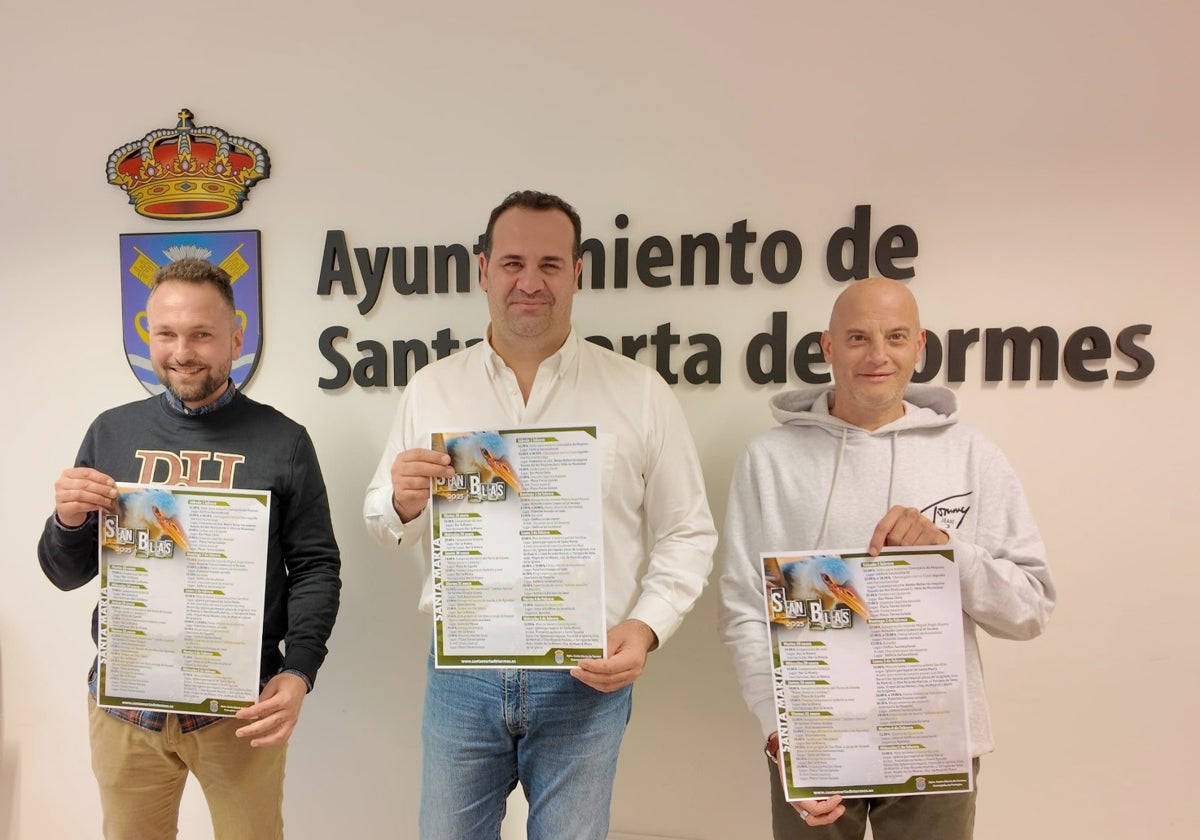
[718,384,1055,756]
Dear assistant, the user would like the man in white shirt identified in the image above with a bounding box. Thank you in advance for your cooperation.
[364,190,716,840]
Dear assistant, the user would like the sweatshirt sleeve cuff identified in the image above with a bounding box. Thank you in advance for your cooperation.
[281,668,313,693]
[53,511,94,532]
[282,650,325,691]
[753,698,778,740]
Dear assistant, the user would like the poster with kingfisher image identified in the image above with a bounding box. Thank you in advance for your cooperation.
[764,547,973,801]
[430,427,606,669]
[97,483,270,715]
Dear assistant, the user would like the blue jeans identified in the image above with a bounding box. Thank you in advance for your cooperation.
[420,654,633,840]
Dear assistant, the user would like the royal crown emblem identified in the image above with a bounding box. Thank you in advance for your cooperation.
[107,109,270,220]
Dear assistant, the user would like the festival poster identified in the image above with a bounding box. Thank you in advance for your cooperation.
[764,547,973,800]
[97,483,269,715]
[430,427,606,668]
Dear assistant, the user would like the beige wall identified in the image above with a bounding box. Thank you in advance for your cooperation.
[2,2,1195,838]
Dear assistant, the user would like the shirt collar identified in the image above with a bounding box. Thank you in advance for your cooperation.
[162,380,237,416]
[482,328,578,382]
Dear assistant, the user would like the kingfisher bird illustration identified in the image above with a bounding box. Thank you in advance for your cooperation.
[778,555,870,619]
[117,488,191,553]
[445,431,523,493]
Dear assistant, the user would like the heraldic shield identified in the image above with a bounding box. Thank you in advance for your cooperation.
[119,231,262,394]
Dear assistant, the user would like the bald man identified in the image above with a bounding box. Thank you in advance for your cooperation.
[718,278,1056,839]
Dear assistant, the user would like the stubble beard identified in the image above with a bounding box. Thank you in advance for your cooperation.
[854,380,909,418]
[834,374,910,426]
[502,294,556,339]
[158,362,230,405]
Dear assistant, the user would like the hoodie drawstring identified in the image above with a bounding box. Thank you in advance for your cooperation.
[887,431,898,509]
[814,428,901,548]
[814,426,848,548]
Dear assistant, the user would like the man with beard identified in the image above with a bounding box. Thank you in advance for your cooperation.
[38,258,341,840]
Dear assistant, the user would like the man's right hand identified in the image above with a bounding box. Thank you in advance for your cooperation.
[390,448,455,523]
[54,467,118,527]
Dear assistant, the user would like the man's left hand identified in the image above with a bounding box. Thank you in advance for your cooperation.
[868,505,949,556]
[570,619,658,692]
[234,672,308,747]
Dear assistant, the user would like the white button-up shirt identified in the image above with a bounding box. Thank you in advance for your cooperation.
[363,329,716,645]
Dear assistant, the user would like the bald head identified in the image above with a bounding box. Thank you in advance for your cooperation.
[828,277,921,334]
[821,278,926,430]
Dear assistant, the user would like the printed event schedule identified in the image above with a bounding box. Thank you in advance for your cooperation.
[430,427,606,668]
[97,483,269,715]
[764,547,972,800]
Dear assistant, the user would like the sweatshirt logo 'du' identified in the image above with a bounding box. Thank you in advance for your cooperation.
[921,493,973,531]
[134,449,245,488]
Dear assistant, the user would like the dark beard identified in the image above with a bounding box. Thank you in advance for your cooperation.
[159,367,228,406]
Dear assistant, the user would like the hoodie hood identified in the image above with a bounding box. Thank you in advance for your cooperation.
[769,383,960,549]
[770,383,959,434]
